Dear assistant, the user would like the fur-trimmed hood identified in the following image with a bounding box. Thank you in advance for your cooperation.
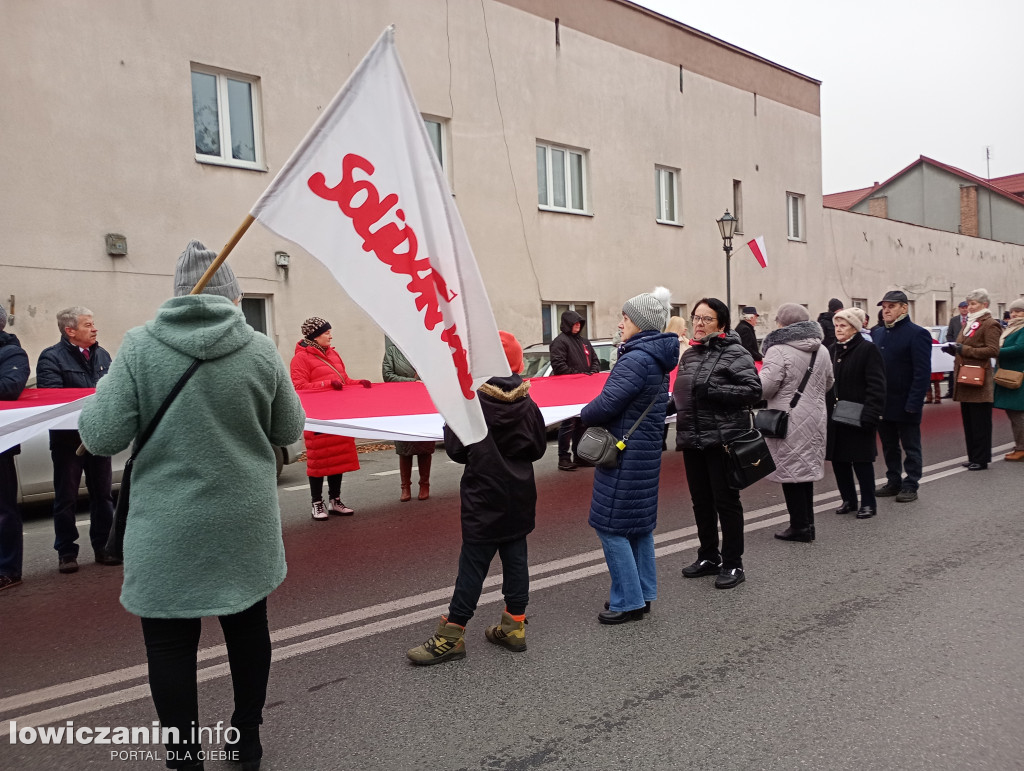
[479,375,531,402]
[762,320,824,354]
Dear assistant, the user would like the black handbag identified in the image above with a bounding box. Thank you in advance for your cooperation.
[831,399,864,428]
[723,428,776,490]
[576,392,661,470]
[105,359,203,560]
[753,348,819,439]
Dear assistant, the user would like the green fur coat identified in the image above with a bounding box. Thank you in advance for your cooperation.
[79,295,305,618]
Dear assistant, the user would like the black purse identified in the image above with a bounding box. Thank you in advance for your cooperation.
[831,399,864,428]
[576,392,661,470]
[723,428,776,490]
[105,359,202,560]
[753,348,818,439]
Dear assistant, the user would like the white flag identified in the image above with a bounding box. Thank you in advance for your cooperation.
[251,27,509,444]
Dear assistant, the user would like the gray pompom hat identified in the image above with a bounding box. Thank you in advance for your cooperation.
[622,286,672,332]
[174,240,242,300]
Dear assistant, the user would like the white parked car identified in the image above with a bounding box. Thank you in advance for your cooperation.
[521,339,617,378]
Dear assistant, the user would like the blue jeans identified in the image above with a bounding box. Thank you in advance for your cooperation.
[596,530,656,612]
[0,448,23,579]
[51,443,114,558]
[877,420,923,491]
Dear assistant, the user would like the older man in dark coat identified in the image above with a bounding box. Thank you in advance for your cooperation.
[735,306,762,362]
[871,291,933,502]
[36,305,119,573]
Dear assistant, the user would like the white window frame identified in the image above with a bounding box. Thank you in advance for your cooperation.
[191,64,265,170]
[655,166,681,225]
[787,192,805,241]
[537,142,589,214]
[542,301,593,343]
[240,294,274,340]
[422,115,449,174]
[851,298,867,310]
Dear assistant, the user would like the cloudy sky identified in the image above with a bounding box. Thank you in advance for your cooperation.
[634,0,1024,194]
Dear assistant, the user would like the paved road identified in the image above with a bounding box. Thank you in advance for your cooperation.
[2,402,1022,770]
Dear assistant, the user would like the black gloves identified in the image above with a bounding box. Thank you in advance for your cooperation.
[941,343,961,356]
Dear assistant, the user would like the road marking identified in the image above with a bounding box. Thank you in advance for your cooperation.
[1,443,1014,733]
[371,469,401,477]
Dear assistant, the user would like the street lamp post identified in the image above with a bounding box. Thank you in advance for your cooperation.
[717,209,738,312]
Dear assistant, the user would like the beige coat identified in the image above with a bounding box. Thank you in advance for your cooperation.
[953,315,1002,403]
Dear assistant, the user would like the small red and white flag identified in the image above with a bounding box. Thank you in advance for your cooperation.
[747,236,767,268]
[250,27,509,444]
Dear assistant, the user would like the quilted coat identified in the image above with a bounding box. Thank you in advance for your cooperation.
[290,340,359,476]
[952,314,1002,404]
[581,330,679,536]
[759,321,834,484]
[825,332,886,463]
[994,323,1024,412]
[871,316,932,423]
[37,336,113,449]
[443,375,547,544]
[78,295,306,618]
[673,331,762,450]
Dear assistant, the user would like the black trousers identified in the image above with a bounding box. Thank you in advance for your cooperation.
[140,598,270,769]
[832,461,877,509]
[960,402,993,465]
[447,537,529,626]
[781,481,815,529]
[682,447,744,569]
[558,418,586,461]
[308,473,343,501]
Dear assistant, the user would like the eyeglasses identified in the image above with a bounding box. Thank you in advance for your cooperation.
[692,315,717,324]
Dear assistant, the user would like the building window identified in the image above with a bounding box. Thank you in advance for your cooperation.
[537,142,587,213]
[733,180,743,233]
[670,304,688,318]
[787,192,805,241]
[851,298,867,310]
[191,65,263,169]
[241,295,272,336]
[541,302,592,344]
[422,117,447,170]
[655,167,680,224]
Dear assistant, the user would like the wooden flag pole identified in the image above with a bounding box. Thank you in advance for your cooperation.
[190,214,256,295]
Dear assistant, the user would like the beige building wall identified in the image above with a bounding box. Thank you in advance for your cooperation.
[2,0,823,377]
[823,208,1024,325]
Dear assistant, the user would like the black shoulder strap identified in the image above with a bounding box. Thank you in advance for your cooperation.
[130,359,203,460]
[621,391,662,444]
[788,348,819,410]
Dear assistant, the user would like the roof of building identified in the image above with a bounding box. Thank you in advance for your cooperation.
[990,172,1024,196]
[824,156,1024,210]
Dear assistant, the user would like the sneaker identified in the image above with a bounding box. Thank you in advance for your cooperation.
[407,617,466,665]
[94,549,123,566]
[681,558,721,578]
[58,554,79,574]
[558,459,577,471]
[484,610,527,652]
[715,567,745,589]
[894,488,918,503]
[328,497,355,516]
[311,500,329,521]
[875,484,901,497]
[0,575,22,591]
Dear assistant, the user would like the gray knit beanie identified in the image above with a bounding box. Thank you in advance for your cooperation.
[0,302,7,332]
[622,286,672,332]
[174,240,242,300]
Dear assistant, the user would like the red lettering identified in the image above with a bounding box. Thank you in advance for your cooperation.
[308,153,474,399]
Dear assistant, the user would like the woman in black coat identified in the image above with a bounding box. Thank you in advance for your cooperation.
[673,298,762,589]
[827,309,886,518]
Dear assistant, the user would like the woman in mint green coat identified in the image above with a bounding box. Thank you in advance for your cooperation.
[994,299,1024,461]
[79,241,305,771]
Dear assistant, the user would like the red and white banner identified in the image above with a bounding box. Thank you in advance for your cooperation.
[747,236,767,268]
[0,377,613,453]
[250,27,507,445]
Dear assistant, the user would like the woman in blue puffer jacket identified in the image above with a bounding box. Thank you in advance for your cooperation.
[581,288,679,625]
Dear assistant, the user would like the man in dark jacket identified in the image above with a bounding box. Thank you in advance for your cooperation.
[816,298,843,350]
[407,332,547,665]
[36,306,120,573]
[944,300,969,397]
[549,310,600,470]
[735,306,762,362]
[0,302,30,590]
[871,291,933,502]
